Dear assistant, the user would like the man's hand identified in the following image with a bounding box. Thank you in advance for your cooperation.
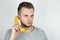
[9,24,20,40]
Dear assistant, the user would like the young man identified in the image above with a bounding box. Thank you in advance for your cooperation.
[4,2,48,40]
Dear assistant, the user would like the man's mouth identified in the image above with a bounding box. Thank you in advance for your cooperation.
[27,22,31,24]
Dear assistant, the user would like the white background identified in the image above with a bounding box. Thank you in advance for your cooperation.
[0,0,60,40]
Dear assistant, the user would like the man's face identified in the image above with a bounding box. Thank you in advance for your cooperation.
[19,7,34,27]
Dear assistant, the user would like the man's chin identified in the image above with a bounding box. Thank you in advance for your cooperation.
[21,22,32,28]
[25,24,32,27]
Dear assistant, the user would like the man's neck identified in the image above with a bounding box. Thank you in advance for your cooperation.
[20,25,34,32]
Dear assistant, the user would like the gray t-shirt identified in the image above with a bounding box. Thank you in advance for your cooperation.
[4,27,47,40]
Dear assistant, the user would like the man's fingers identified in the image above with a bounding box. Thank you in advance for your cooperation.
[12,24,20,32]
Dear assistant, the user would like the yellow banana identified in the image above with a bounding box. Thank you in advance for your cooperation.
[14,16,26,32]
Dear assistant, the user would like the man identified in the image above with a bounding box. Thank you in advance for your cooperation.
[4,2,48,40]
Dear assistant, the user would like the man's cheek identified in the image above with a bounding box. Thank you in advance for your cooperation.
[24,18,27,21]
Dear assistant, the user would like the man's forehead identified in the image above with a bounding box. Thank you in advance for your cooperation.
[21,12,34,15]
[20,7,34,15]
[21,7,34,12]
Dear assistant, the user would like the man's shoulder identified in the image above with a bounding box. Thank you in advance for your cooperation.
[4,29,12,40]
[6,29,12,34]
[34,26,48,40]
[34,26,45,33]
[34,26,47,37]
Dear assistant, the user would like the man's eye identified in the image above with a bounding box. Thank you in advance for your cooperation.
[31,15,34,17]
[24,15,28,17]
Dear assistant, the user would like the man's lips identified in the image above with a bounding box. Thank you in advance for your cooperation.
[27,22,31,24]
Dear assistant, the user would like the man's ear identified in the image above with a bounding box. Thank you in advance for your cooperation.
[18,15,21,20]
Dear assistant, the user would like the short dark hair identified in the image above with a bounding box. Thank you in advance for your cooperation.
[17,2,34,15]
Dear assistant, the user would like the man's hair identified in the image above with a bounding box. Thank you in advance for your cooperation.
[17,2,34,15]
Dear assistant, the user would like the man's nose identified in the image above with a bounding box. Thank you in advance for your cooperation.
[28,16,31,21]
